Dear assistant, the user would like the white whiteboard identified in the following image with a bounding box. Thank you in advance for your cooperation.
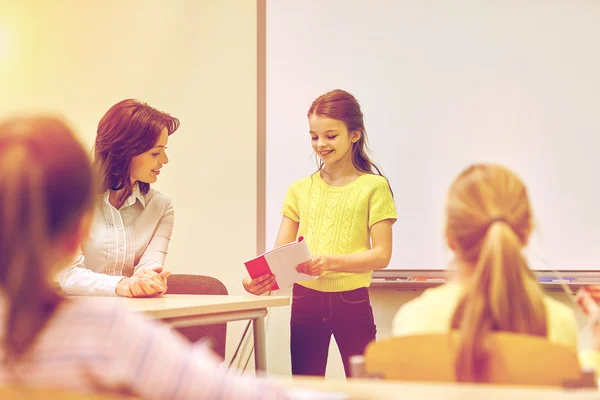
[266,0,600,270]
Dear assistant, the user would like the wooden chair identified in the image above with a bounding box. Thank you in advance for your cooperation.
[166,274,228,358]
[364,332,583,387]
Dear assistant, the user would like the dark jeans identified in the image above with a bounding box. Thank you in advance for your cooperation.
[290,284,377,377]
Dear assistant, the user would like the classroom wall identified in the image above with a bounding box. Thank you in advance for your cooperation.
[0,0,260,365]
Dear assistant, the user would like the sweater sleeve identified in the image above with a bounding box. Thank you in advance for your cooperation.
[368,177,397,228]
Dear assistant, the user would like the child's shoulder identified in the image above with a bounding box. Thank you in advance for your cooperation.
[360,173,388,184]
[287,175,315,191]
[44,298,128,342]
[543,294,575,321]
[58,298,158,335]
[60,297,127,321]
[358,173,391,192]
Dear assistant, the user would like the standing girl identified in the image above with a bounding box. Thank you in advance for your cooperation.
[243,89,397,376]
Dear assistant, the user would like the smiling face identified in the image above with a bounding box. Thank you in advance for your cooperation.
[309,114,360,167]
[130,127,169,184]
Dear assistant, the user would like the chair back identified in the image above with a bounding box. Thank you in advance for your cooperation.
[364,332,582,387]
[166,274,228,358]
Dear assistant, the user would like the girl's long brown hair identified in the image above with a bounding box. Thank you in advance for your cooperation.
[0,116,95,362]
[447,164,547,382]
[308,89,392,194]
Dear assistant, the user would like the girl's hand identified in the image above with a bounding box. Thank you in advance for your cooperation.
[296,255,331,276]
[576,288,600,317]
[242,274,276,296]
[583,285,600,302]
[577,288,600,351]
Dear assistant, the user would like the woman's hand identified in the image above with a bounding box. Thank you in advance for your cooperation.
[296,255,332,276]
[140,265,171,292]
[115,266,171,297]
[242,274,276,296]
[116,275,164,297]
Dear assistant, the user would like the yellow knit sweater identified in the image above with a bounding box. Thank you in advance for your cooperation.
[282,172,397,292]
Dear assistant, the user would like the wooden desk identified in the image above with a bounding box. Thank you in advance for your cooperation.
[284,377,600,400]
[0,386,133,400]
[117,294,290,372]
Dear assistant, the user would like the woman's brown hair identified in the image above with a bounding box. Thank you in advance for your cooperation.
[0,116,96,361]
[447,164,547,382]
[94,99,179,200]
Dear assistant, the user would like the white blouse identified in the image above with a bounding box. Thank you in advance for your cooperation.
[58,184,174,296]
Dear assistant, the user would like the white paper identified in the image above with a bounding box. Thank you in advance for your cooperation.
[264,238,316,288]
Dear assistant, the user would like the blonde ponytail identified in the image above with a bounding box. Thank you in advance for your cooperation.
[447,164,547,382]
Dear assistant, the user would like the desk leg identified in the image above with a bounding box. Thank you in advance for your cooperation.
[253,315,267,373]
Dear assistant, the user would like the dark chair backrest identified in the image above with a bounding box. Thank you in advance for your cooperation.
[166,274,228,359]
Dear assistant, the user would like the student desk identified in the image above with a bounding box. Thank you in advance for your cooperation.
[284,377,600,400]
[117,294,290,372]
[0,386,132,399]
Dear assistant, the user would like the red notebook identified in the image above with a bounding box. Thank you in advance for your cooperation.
[244,236,315,290]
